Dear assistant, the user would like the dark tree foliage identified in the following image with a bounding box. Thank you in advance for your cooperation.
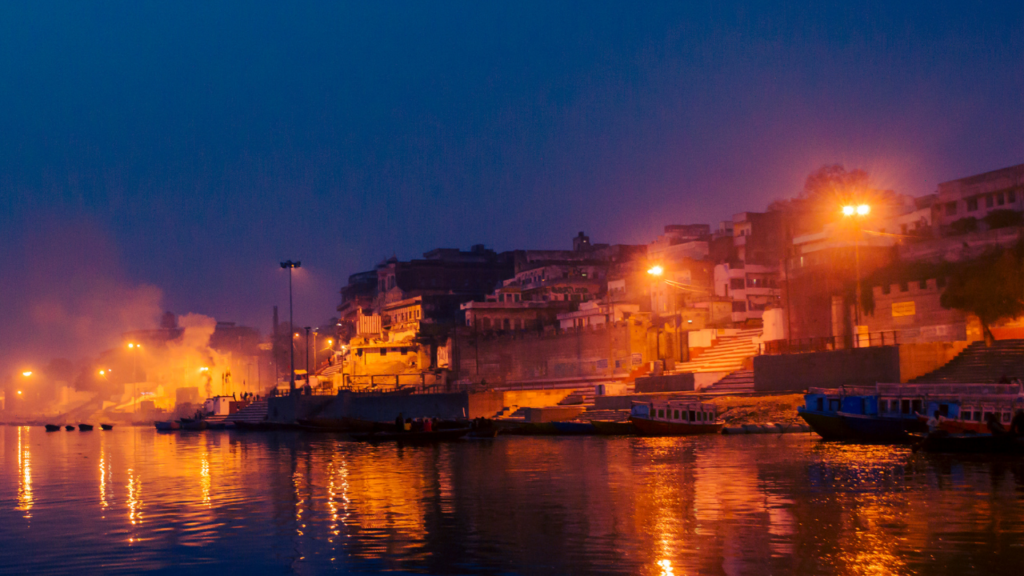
[768,164,899,236]
[949,217,979,235]
[983,209,1024,230]
[940,243,1024,344]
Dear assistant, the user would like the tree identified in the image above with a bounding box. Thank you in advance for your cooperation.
[940,245,1024,344]
[768,164,899,235]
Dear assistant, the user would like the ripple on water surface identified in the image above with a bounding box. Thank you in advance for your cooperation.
[1,427,1023,575]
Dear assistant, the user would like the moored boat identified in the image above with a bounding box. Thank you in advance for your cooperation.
[590,420,637,435]
[836,412,909,443]
[629,400,724,436]
[45,424,61,432]
[100,424,114,431]
[914,432,1024,454]
[551,421,597,435]
[78,424,94,431]
[64,425,75,431]
[154,420,180,431]
[350,427,471,443]
[179,419,207,431]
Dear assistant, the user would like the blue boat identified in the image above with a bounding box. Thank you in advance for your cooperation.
[798,387,875,441]
[836,411,909,443]
[550,421,597,435]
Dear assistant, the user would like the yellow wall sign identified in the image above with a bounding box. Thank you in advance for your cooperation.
[892,301,916,317]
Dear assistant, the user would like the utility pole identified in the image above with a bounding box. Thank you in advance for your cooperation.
[304,326,312,387]
[280,260,301,394]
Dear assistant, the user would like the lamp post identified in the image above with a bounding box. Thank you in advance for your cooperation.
[127,343,141,413]
[842,204,871,347]
[280,260,301,393]
[304,326,312,387]
[647,265,664,363]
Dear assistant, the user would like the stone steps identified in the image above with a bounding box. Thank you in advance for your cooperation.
[910,340,1024,384]
[703,369,755,393]
[227,400,269,423]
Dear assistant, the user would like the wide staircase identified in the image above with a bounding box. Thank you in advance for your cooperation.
[227,400,269,424]
[673,328,761,374]
[702,369,755,394]
[910,339,1024,383]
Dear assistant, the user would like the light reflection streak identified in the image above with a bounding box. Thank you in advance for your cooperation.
[127,468,142,527]
[200,451,211,506]
[657,559,675,576]
[16,427,33,518]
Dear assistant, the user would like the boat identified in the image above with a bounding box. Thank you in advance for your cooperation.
[297,417,378,432]
[590,420,637,435]
[629,400,724,436]
[551,421,597,435]
[100,424,114,431]
[914,432,1024,454]
[154,420,180,431]
[45,424,61,432]
[466,427,500,438]
[78,424,94,431]
[797,387,875,441]
[179,419,207,431]
[64,425,75,431]
[350,427,471,443]
[836,412,909,443]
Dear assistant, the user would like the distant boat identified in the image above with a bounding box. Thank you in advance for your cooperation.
[64,425,75,431]
[45,424,61,432]
[78,424,94,431]
[154,420,180,431]
[590,420,636,435]
[100,424,113,431]
[350,428,470,443]
[629,400,724,436]
[179,419,207,431]
[550,421,597,435]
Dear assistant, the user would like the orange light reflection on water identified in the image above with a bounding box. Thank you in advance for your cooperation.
[16,427,32,518]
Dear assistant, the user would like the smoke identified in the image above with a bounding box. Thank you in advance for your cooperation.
[0,215,164,378]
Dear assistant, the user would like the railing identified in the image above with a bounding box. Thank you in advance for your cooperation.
[339,372,449,395]
[760,330,899,355]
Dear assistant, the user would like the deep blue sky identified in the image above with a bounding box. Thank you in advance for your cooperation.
[1,1,1022,366]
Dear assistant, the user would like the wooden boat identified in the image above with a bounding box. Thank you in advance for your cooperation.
[629,400,724,436]
[100,424,114,431]
[551,421,597,435]
[297,417,378,432]
[45,424,61,432]
[78,424,94,431]
[154,420,180,431]
[836,412,909,443]
[466,427,500,438]
[350,427,471,443]
[590,420,637,435]
[914,432,1024,454]
[179,419,207,431]
[64,425,75,431]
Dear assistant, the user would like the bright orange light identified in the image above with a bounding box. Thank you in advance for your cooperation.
[199,367,209,373]
[327,339,333,345]
[16,390,22,395]
[857,204,870,216]
[647,265,664,277]
[98,370,105,376]
[842,205,855,216]
[294,333,299,338]
[21,371,32,377]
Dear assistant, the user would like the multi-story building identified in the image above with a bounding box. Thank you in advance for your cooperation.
[931,163,1024,234]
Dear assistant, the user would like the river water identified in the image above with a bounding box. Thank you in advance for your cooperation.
[1,426,1023,575]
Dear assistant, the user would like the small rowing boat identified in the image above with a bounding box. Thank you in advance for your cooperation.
[100,424,113,431]
[78,424,94,431]
[45,424,61,432]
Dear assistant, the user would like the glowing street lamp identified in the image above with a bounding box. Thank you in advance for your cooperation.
[841,204,872,344]
[21,371,32,377]
[647,265,664,277]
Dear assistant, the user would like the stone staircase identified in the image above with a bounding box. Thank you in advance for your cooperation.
[910,339,1024,384]
[703,369,756,394]
[226,400,269,424]
[674,329,761,374]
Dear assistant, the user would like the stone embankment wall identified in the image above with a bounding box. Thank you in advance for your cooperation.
[753,346,900,392]
[454,321,650,385]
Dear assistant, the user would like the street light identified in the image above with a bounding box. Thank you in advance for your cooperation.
[841,204,871,346]
[280,260,302,394]
[21,371,32,377]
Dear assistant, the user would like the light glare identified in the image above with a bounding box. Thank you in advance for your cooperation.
[857,204,870,215]
[842,205,855,216]
[647,265,664,276]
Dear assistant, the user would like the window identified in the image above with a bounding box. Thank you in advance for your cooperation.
[973,411,982,422]
[816,398,824,411]
[901,400,911,414]
[689,410,696,421]
[380,348,387,356]
[912,400,922,414]
[503,318,511,330]
[657,409,664,418]
[945,202,957,216]
[997,193,1005,206]
[730,278,745,290]
[1010,190,1017,203]
[732,301,747,312]
[400,348,408,355]
[986,195,994,208]
[674,410,679,419]
[879,400,887,413]
[967,197,979,211]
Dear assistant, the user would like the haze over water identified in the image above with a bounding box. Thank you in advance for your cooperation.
[2,428,1023,575]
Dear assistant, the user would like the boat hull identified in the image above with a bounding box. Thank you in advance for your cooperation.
[590,420,637,435]
[154,421,180,431]
[917,433,1024,454]
[350,428,471,443]
[100,424,113,431]
[629,416,723,436]
[78,424,94,431]
[837,412,908,443]
[551,421,597,435]
[44,424,61,432]
[798,410,851,440]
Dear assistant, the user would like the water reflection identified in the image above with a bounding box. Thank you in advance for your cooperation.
[1,429,1024,575]
[16,427,32,518]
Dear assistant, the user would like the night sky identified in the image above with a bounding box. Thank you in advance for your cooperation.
[2,2,1021,369]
